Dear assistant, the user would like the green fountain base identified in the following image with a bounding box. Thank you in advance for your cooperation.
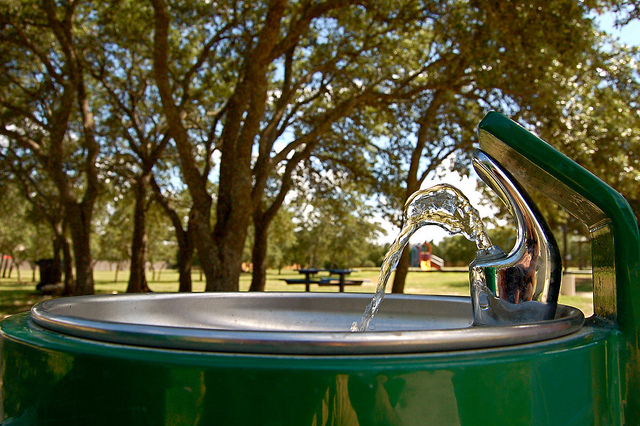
[0,309,622,425]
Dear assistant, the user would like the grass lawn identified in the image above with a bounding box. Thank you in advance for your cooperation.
[0,267,594,319]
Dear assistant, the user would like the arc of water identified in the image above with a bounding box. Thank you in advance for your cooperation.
[353,184,492,332]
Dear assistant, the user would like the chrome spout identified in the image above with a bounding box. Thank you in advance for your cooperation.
[470,150,562,325]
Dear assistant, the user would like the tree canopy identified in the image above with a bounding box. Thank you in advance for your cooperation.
[0,0,638,294]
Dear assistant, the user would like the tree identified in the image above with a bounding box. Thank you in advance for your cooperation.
[382,0,618,292]
[0,185,53,282]
[265,207,297,274]
[149,0,455,292]
[287,175,383,271]
[1,0,635,297]
[93,190,133,283]
[87,0,171,292]
[434,235,477,267]
[0,0,101,295]
[0,142,74,290]
[610,0,640,25]
[534,40,640,224]
[146,203,178,282]
[150,178,197,292]
[477,33,640,274]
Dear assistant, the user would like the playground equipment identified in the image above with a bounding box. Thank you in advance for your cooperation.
[410,241,444,270]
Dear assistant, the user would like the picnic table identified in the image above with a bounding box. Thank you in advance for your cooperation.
[320,269,363,292]
[281,268,366,292]
[282,268,321,292]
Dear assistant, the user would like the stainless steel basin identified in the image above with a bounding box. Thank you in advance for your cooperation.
[31,292,583,355]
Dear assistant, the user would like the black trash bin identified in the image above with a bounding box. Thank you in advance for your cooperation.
[36,258,62,292]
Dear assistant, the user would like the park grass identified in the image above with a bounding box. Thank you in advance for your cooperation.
[0,267,594,319]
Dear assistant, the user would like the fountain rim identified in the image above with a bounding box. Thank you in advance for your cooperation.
[30,292,584,355]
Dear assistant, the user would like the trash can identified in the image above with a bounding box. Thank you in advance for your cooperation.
[36,258,61,291]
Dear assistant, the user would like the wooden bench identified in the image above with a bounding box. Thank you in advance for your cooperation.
[281,278,321,292]
[318,277,365,292]
[281,276,369,292]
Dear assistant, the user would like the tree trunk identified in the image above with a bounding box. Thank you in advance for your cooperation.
[61,233,74,294]
[192,151,252,292]
[52,236,63,283]
[391,181,419,293]
[391,94,448,294]
[208,216,248,292]
[52,228,65,284]
[127,175,152,293]
[249,218,269,291]
[190,207,218,290]
[177,242,194,292]
[208,181,252,292]
[150,0,300,293]
[152,0,260,292]
[391,246,411,294]
[151,0,219,290]
[2,256,8,278]
[150,177,195,293]
[203,0,285,292]
[176,220,195,293]
[66,202,95,295]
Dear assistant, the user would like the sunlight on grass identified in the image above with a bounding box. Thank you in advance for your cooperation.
[0,268,594,318]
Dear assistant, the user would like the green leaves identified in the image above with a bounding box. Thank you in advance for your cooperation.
[1,0,638,291]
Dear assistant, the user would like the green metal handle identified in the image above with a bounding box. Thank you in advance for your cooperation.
[478,112,640,420]
[478,112,640,324]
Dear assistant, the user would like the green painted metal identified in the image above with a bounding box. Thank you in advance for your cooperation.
[1,112,638,424]
[485,266,497,294]
[478,112,640,423]
[0,313,623,425]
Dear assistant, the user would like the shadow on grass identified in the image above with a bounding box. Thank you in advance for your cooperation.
[575,278,593,293]
[422,271,469,288]
[446,280,470,288]
[0,284,53,319]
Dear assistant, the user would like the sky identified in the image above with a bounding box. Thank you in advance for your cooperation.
[377,12,640,246]
[596,12,640,46]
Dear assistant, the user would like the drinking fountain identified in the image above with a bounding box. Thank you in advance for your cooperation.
[1,112,638,425]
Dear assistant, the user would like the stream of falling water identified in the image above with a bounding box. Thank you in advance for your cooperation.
[352,184,493,332]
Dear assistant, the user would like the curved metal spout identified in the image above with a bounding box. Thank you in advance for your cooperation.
[470,150,562,325]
